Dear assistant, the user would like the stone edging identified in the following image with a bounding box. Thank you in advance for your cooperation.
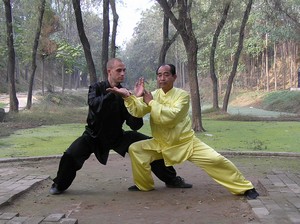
[220,151,300,157]
[0,151,299,164]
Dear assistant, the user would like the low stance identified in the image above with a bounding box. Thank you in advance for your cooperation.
[108,63,259,199]
[49,59,192,195]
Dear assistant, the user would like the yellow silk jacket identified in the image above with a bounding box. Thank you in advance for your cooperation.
[124,87,195,166]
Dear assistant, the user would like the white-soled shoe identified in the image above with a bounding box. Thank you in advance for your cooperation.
[49,183,63,195]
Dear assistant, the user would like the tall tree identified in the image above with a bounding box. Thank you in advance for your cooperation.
[102,0,109,79]
[158,0,179,65]
[210,1,231,110]
[109,0,118,58]
[3,0,18,112]
[26,0,46,109]
[157,0,204,132]
[72,0,97,84]
[222,0,253,112]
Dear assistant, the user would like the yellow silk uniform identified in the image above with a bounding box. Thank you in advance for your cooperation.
[124,87,254,193]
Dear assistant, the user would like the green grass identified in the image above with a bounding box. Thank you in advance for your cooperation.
[0,90,299,158]
[262,90,300,113]
[0,123,84,157]
[1,119,299,158]
[0,119,300,158]
[196,119,300,152]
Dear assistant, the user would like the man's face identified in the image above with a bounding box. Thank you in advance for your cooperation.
[157,65,177,93]
[108,61,126,84]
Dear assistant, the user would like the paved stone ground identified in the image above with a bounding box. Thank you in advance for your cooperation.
[0,156,299,223]
[249,171,300,224]
[0,172,78,224]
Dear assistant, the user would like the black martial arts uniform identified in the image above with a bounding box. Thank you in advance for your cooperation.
[52,80,177,191]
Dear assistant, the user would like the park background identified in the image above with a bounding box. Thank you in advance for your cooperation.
[0,0,300,158]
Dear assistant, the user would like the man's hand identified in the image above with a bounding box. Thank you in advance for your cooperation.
[134,77,145,97]
[143,90,153,105]
[106,87,131,98]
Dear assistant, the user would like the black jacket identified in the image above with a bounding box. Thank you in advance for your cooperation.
[83,80,143,163]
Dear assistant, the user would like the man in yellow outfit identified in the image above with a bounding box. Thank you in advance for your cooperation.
[107,63,259,199]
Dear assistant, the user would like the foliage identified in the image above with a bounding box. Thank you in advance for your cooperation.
[1,0,300,95]
[120,4,182,87]
[12,1,40,66]
[55,41,85,74]
[144,78,158,92]
[81,11,103,78]
[121,6,163,87]
[0,102,6,108]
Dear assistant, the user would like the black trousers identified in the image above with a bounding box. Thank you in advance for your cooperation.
[53,131,177,191]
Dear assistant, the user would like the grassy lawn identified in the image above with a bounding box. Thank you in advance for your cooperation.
[0,124,85,157]
[196,119,300,152]
[0,119,299,158]
[0,90,299,158]
[138,119,300,153]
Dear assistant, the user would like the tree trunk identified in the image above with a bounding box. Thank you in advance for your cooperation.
[265,33,269,92]
[222,0,253,112]
[157,0,204,132]
[15,57,20,84]
[3,0,19,112]
[283,43,286,89]
[210,2,231,110]
[26,0,46,109]
[102,0,110,79]
[72,0,97,84]
[274,43,277,90]
[158,0,178,65]
[75,68,80,90]
[109,0,118,58]
[62,64,65,94]
[186,43,203,131]
[159,15,179,65]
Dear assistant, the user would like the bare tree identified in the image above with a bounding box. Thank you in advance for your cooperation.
[109,0,119,58]
[157,0,204,131]
[222,0,253,112]
[158,0,179,65]
[72,0,97,84]
[102,0,110,79]
[26,0,46,109]
[210,1,231,110]
[3,0,18,112]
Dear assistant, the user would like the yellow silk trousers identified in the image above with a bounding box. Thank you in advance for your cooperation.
[129,137,254,194]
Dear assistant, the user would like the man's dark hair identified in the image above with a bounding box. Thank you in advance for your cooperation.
[156,64,176,76]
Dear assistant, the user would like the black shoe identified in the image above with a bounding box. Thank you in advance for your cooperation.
[244,188,259,200]
[128,185,140,191]
[166,176,193,188]
[49,183,64,195]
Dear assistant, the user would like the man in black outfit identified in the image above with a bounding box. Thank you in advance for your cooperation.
[50,58,192,195]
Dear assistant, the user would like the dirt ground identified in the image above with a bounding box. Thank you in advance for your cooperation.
[0,154,272,224]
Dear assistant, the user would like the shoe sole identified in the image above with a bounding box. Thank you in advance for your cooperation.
[165,184,193,188]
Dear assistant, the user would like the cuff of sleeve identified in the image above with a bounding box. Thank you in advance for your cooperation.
[148,99,154,106]
[123,94,134,101]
